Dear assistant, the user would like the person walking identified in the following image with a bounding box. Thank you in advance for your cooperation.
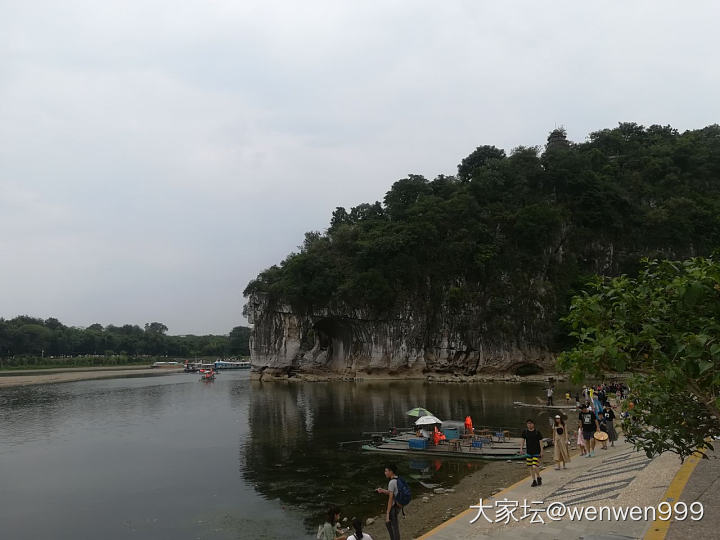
[552,415,570,469]
[519,419,544,486]
[577,425,587,456]
[546,387,554,406]
[579,403,600,457]
[603,403,618,447]
[597,411,609,450]
[376,464,401,540]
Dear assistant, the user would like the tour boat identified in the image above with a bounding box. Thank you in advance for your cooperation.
[213,360,251,370]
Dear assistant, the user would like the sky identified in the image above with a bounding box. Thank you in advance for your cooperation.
[1,1,719,335]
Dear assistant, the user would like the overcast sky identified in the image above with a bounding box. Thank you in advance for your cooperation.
[1,1,718,334]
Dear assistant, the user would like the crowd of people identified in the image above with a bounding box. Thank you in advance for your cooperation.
[522,381,627,487]
[320,381,630,537]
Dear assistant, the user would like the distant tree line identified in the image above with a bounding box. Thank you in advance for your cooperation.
[0,316,251,363]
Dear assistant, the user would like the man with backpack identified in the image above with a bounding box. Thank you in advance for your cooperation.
[375,463,409,540]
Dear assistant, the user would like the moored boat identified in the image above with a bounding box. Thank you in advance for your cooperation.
[513,401,577,410]
[151,361,182,368]
[361,440,526,460]
[214,360,251,370]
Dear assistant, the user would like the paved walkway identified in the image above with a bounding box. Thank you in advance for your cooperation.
[420,437,685,539]
[664,447,718,540]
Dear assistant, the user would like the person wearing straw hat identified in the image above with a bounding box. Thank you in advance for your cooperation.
[552,415,570,469]
[602,403,618,447]
[597,411,609,450]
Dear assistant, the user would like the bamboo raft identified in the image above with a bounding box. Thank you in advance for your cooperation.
[513,401,578,410]
[361,438,526,460]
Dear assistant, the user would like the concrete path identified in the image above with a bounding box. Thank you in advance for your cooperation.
[663,447,718,540]
[420,437,685,539]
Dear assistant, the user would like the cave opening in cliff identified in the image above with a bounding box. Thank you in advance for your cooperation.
[312,318,353,366]
[513,363,544,376]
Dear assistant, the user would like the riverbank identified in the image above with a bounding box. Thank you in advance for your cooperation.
[0,366,183,388]
[418,435,686,539]
[361,456,543,539]
[362,414,589,538]
[253,371,571,383]
[253,370,634,384]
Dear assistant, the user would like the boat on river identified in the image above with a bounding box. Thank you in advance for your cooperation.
[513,401,577,410]
[151,361,182,368]
[361,439,526,460]
[199,369,216,381]
[214,360,251,370]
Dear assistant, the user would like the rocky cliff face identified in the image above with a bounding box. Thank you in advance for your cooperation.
[245,293,556,378]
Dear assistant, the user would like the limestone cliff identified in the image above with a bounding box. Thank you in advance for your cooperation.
[245,293,555,378]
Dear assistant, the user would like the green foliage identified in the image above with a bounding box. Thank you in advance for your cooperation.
[0,355,151,369]
[558,257,720,459]
[457,145,506,181]
[229,326,251,356]
[245,123,720,345]
[0,317,252,365]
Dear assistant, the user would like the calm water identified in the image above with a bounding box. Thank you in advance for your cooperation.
[0,372,559,539]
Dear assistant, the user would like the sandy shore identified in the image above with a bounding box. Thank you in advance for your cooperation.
[0,366,183,388]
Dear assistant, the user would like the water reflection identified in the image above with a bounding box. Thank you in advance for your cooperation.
[241,380,549,530]
[0,373,557,538]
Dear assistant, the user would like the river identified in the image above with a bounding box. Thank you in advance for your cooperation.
[0,371,558,539]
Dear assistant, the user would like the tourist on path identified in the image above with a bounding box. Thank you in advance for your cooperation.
[577,425,587,456]
[348,518,373,540]
[603,403,618,446]
[318,506,347,540]
[552,415,570,469]
[376,464,401,540]
[597,411,609,450]
[519,419,544,487]
[546,387,554,406]
[579,403,600,457]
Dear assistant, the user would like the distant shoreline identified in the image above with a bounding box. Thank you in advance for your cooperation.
[252,370,633,384]
[0,366,184,388]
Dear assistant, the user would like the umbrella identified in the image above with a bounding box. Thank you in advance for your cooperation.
[406,407,434,418]
[415,415,442,426]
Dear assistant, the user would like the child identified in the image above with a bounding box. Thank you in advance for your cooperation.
[577,425,587,456]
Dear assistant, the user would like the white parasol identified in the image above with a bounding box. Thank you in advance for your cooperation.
[414,415,442,426]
